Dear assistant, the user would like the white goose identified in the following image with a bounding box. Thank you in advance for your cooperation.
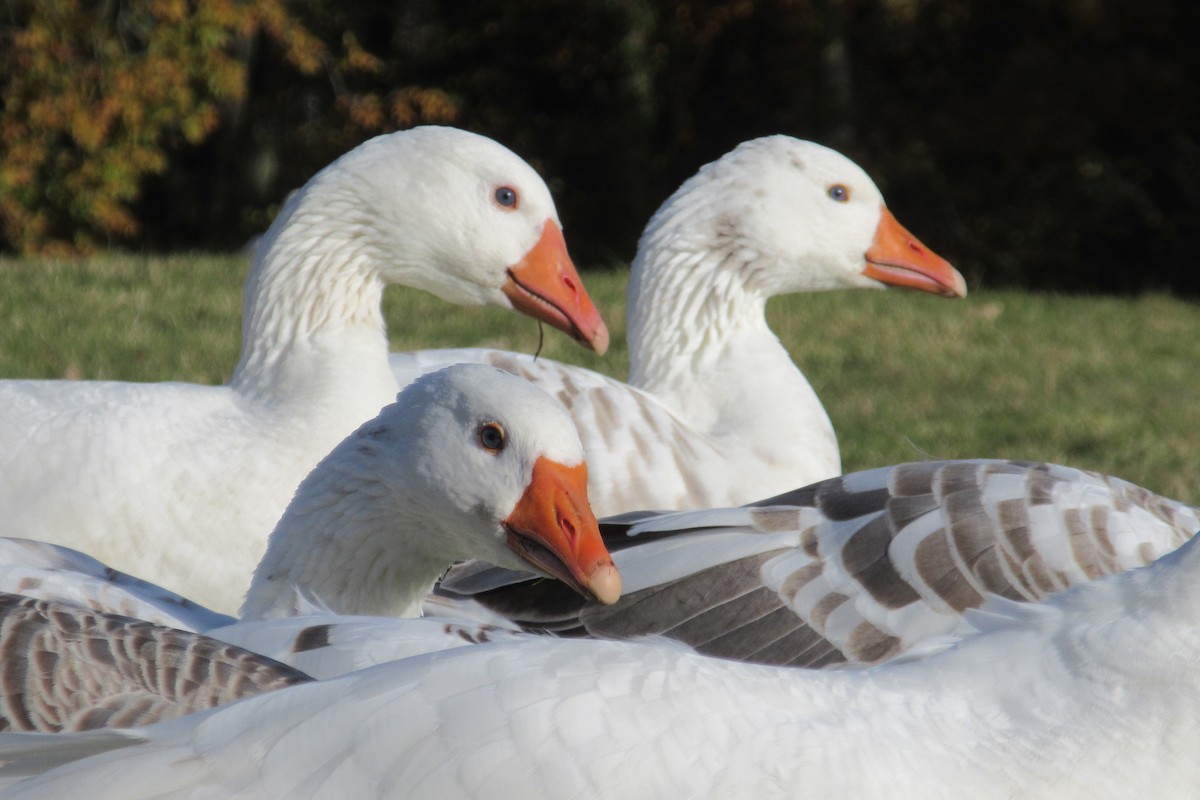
[0,364,619,732]
[3,457,1193,678]
[0,127,608,615]
[441,458,1199,665]
[4,530,1199,798]
[238,364,618,622]
[391,136,967,516]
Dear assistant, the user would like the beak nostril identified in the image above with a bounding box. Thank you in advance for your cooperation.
[563,276,578,295]
[559,513,577,545]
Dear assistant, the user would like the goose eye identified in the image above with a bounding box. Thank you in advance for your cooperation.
[494,186,519,209]
[478,422,507,453]
[827,184,850,203]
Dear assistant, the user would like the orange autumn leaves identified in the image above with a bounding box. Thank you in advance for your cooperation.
[0,0,453,255]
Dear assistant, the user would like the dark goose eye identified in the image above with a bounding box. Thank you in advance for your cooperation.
[827,184,850,203]
[494,186,519,209]
[478,422,507,453]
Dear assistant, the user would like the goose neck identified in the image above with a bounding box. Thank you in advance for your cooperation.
[626,235,773,397]
[230,193,396,397]
[240,474,448,621]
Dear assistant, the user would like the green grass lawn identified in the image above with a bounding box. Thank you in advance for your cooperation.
[2,254,1196,504]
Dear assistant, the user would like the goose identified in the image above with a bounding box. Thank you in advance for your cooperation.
[3,456,1193,676]
[0,363,619,732]
[238,363,618,622]
[0,127,609,615]
[391,136,967,516]
[4,530,1199,798]
[439,458,1199,666]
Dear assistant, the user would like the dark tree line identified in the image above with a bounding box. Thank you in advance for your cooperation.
[4,0,1198,293]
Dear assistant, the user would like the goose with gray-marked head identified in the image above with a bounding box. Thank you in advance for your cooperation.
[392,136,967,516]
[4,531,1200,798]
[0,127,608,615]
[239,363,620,622]
[0,364,619,733]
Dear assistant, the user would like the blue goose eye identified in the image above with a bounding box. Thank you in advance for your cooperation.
[494,186,519,209]
[478,422,506,453]
[827,184,850,203]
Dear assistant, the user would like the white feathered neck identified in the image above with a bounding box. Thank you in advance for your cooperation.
[624,137,885,457]
[231,179,391,402]
[240,364,586,621]
[231,127,563,402]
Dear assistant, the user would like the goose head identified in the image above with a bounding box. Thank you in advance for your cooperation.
[637,136,966,301]
[242,364,621,619]
[258,126,609,353]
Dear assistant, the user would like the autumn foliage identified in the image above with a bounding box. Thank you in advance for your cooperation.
[1,0,348,254]
[1,1,1198,293]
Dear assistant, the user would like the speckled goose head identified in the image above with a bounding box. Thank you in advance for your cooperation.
[640,136,964,299]
[244,364,620,619]
[354,364,621,602]
[279,126,608,351]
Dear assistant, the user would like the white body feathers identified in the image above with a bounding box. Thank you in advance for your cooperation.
[0,128,573,613]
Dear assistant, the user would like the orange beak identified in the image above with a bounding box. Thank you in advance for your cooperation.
[862,207,967,298]
[502,220,611,355]
[502,457,621,605]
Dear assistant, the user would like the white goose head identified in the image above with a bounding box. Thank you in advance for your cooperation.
[241,364,621,620]
[625,136,965,395]
[633,135,966,303]
[244,126,609,362]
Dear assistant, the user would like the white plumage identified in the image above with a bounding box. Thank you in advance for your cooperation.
[208,612,531,680]
[0,364,618,733]
[0,396,1195,795]
[0,127,608,615]
[391,136,967,516]
[4,532,1200,798]
[236,364,618,622]
[0,537,232,632]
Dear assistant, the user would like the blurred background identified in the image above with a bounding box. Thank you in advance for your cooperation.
[3,0,1198,293]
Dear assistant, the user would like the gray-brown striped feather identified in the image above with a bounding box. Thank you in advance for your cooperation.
[492,334,737,516]
[0,594,312,732]
[439,459,1200,667]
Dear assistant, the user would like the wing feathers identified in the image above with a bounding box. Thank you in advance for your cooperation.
[0,594,311,732]
[441,460,1200,666]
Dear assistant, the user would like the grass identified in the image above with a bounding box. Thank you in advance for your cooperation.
[1,254,1196,504]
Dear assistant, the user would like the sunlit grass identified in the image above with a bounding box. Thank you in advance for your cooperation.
[2,255,1195,503]
[771,289,1199,503]
[0,255,245,383]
